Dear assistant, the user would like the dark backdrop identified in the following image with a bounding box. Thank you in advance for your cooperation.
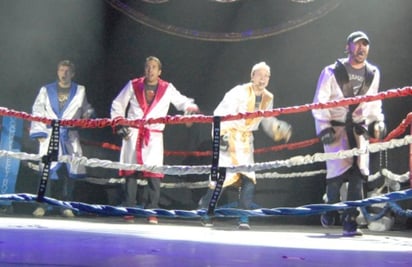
[1,0,411,212]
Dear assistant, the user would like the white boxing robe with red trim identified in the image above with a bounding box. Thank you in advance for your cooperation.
[213,82,274,188]
[111,77,197,178]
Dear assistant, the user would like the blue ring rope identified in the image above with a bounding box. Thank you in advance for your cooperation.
[1,189,411,219]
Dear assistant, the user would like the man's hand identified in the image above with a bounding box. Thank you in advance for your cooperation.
[184,104,200,127]
[368,121,387,140]
[318,127,336,145]
[185,104,199,114]
[116,126,131,140]
[273,120,292,143]
[220,135,229,151]
[262,117,292,143]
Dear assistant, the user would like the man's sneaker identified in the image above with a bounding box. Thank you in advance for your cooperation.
[343,228,363,237]
[123,215,135,223]
[147,216,158,224]
[343,215,362,237]
[320,213,335,228]
[0,205,13,214]
[238,222,251,230]
[367,215,395,232]
[201,215,214,227]
[62,209,75,218]
[238,216,251,230]
[33,207,45,217]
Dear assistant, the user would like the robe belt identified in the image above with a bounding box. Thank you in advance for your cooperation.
[331,118,368,149]
[134,126,164,177]
[60,127,69,141]
[138,126,162,147]
[59,127,69,155]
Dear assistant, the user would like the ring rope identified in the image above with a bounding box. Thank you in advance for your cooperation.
[0,86,411,220]
[0,189,411,218]
[387,201,412,217]
[3,134,412,175]
[23,163,409,188]
[80,110,412,157]
[1,134,412,176]
[0,87,411,129]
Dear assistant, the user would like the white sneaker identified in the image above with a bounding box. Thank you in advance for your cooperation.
[367,215,395,232]
[238,223,251,230]
[33,207,45,217]
[62,209,75,218]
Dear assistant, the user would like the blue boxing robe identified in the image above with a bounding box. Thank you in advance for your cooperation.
[30,81,94,179]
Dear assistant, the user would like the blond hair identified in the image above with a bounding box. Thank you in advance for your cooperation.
[250,61,270,77]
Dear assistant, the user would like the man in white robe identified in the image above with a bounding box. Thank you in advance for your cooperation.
[199,62,292,230]
[111,56,199,224]
[30,60,95,217]
[312,31,386,236]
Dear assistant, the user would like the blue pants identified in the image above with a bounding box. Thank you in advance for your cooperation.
[199,175,255,210]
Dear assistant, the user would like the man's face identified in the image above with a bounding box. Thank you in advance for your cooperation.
[251,68,270,90]
[57,65,74,86]
[347,39,369,65]
[144,59,162,85]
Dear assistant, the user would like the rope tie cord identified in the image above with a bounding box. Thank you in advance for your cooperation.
[207,116,226,216]
[37,120,60,202]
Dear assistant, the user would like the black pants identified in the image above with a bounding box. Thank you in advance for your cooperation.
[123,176,161,209]
[325,166,364,219]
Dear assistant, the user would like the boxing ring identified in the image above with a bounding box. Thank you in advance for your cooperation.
[1,87,412,266]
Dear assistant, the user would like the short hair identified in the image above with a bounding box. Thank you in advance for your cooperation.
[57,60,75,73]
[145,56,162,70]
[251,61,270,77]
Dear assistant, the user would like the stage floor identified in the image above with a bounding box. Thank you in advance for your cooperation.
[0,215,411,267]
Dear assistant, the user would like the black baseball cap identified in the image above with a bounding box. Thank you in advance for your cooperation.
[346,31,370,44]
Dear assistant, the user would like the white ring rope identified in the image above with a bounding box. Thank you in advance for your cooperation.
[2,134,411,174]
[3,135,411,187]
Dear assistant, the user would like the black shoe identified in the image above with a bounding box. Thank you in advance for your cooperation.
[343,215,362,237]
[343,228,363,237]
